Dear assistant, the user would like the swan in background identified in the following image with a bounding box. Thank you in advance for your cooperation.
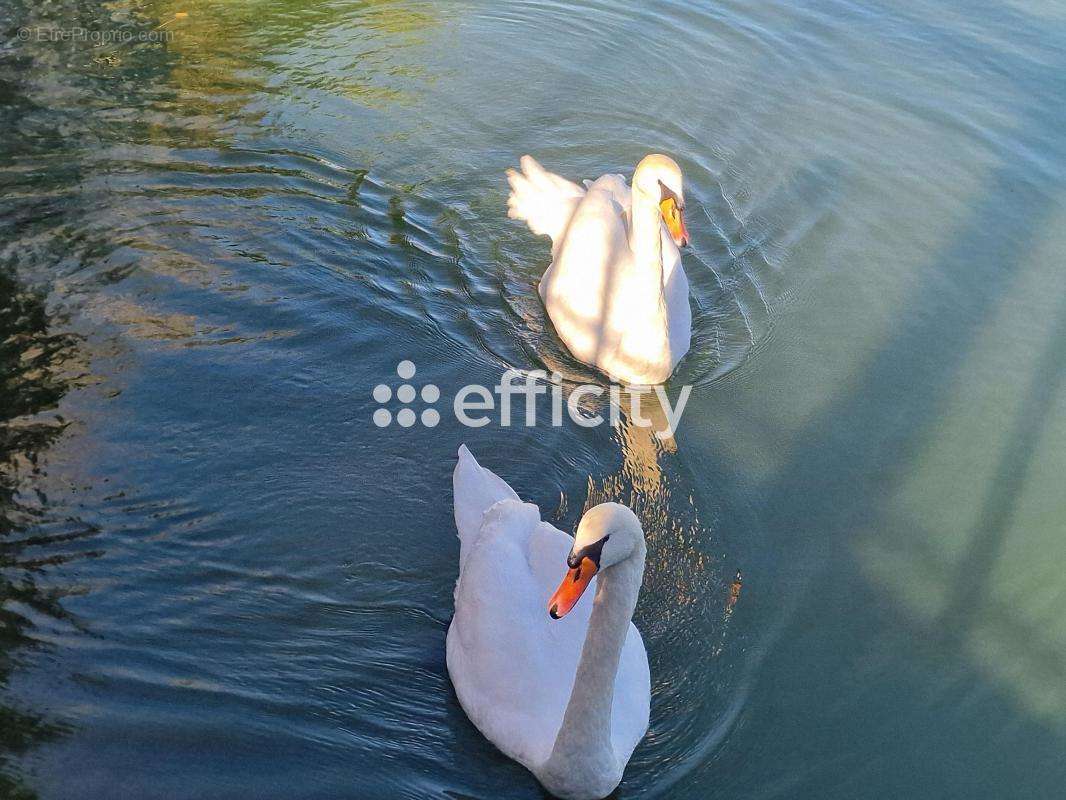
[447,445,650,800]
[507,154,692,386]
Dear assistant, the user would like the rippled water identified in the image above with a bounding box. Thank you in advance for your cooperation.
[2,0,1065,797]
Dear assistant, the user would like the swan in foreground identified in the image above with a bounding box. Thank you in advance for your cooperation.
[507,154,692,386]
[447,445,650,800]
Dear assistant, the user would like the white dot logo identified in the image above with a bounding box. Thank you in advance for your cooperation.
[373,360,440,428]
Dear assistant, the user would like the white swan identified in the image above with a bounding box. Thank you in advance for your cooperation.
[447,445,650,800]
[507,154,692,386]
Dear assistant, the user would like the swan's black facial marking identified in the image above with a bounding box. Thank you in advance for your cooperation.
[658,179,684,211]
[566,535,609,570]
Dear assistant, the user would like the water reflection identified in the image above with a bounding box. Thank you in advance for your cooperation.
[0,265,86,798]
[551,386,744,794]
[0,1,454,796]
[0,1,160,791]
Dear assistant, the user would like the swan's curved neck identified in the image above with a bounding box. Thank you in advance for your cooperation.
[630,186,663,277]
[543,546,646,777]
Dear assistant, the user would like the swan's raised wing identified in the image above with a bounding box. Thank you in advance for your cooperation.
[506,156,586,251]
[453,445,520,573]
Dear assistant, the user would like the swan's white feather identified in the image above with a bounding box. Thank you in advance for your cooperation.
[447,448,650,783]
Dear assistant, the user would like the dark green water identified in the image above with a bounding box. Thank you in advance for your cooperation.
[2,0,1065,798]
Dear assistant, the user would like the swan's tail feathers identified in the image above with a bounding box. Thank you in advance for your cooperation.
[505,155,585,246]
[453,445,519,566]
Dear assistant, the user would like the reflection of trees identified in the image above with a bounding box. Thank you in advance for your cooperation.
[0,266,83,799]
[0,1,116,794]
[141,0,440,121]
[0,0,448,793]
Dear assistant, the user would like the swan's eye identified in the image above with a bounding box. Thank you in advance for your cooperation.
[567,534,610,569]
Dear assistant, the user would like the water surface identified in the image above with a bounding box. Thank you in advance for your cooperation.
[2,0,1065,797]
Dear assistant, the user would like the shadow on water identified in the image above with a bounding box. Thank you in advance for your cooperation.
[937,296,1066,647]
[690,14,1066,798]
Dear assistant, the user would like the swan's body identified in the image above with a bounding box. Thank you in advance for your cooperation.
[507,154,692,385]
[447,446,650,800]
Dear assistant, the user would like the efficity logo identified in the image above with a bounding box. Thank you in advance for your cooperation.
[372,361,692,439]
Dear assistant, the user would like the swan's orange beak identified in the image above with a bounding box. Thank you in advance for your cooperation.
[660,196,689,248]
[548,556,598,619]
